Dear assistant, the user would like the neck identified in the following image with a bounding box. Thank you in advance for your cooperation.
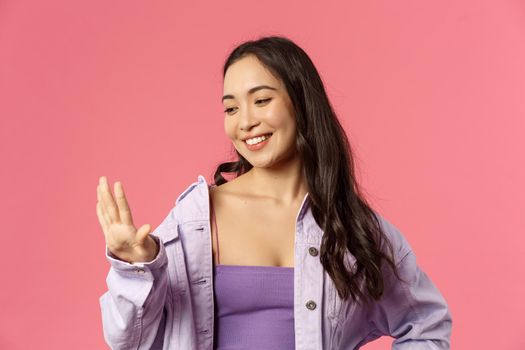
[244,155,308,206]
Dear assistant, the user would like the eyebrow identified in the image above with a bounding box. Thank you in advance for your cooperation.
[222,85,277,103]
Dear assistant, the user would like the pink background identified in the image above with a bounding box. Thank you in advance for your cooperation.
[1,0,524,349]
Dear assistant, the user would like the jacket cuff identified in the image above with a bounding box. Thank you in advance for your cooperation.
[105,235,168,275]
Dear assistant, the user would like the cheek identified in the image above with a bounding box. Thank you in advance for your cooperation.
[224,119,235,139]
[265,103,294,127]
[266,114,295,135]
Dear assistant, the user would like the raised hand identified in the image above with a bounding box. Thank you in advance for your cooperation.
[96,176,159,263]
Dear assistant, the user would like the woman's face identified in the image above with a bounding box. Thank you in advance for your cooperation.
[222,54,297,169]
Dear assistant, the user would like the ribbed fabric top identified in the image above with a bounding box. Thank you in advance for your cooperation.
[213,265,295,349]
[210,192,295,350]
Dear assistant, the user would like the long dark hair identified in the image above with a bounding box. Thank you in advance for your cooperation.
[213,35,407,306]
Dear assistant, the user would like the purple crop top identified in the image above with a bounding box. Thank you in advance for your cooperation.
[210,194,295,350]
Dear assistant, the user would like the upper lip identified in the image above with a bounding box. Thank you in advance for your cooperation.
[241,132,273,141]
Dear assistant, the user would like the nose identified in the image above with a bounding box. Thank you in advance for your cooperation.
[238,106,260,132]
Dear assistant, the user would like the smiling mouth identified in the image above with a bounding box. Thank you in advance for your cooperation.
[243,133,273,145]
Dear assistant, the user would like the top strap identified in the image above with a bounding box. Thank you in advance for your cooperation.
[210,194,220,264]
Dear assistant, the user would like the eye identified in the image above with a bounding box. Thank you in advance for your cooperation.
[255,98,272,105]
[223,98,272,115]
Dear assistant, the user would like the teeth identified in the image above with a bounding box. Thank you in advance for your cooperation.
[246,133,272,145]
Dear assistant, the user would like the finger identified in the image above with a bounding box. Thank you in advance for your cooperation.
[100,176,120,224]
[97,183,113,226]
[114,181,133,225]
[136,223,152,244]
[96,201,109,236]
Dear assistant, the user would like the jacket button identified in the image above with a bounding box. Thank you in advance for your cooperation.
[308,247,318,256]
[135,268,146,274]
[305,300,317,310]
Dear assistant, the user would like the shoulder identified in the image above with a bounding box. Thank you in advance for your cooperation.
[371,210,413,266]
[173,173,246,223]
[209,174,256,211]
[175,175,208,205]
[150,175,210,243]
[172,174,211,223]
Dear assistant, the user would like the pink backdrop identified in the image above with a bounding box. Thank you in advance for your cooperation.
[1,0,524,349]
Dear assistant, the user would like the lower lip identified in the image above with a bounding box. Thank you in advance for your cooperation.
[244,134,272,151]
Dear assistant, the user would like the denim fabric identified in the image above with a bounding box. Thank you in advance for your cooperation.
[99,175,452,349]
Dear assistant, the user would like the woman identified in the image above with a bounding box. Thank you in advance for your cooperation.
[97,35,452,349]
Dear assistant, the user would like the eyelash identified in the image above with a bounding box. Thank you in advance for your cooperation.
[224,98,272,114]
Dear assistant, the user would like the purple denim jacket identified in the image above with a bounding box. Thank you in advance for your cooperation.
[99,175,452,349]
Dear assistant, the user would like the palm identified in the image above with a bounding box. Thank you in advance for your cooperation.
[96,176,156,263]
[106,222,138,253]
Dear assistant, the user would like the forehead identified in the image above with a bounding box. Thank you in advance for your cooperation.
[223,55,281,94]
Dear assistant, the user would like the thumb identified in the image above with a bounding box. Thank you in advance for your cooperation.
[136,223,152,244]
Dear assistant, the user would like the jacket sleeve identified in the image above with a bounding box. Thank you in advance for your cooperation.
[99,208,176,350]
[371,245,452,350]
[369,249,453,349]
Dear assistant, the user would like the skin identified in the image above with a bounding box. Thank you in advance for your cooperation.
[96,54,308,266]
[212,54,309,267]
[221,54,307,202]
[96,177,159,263]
